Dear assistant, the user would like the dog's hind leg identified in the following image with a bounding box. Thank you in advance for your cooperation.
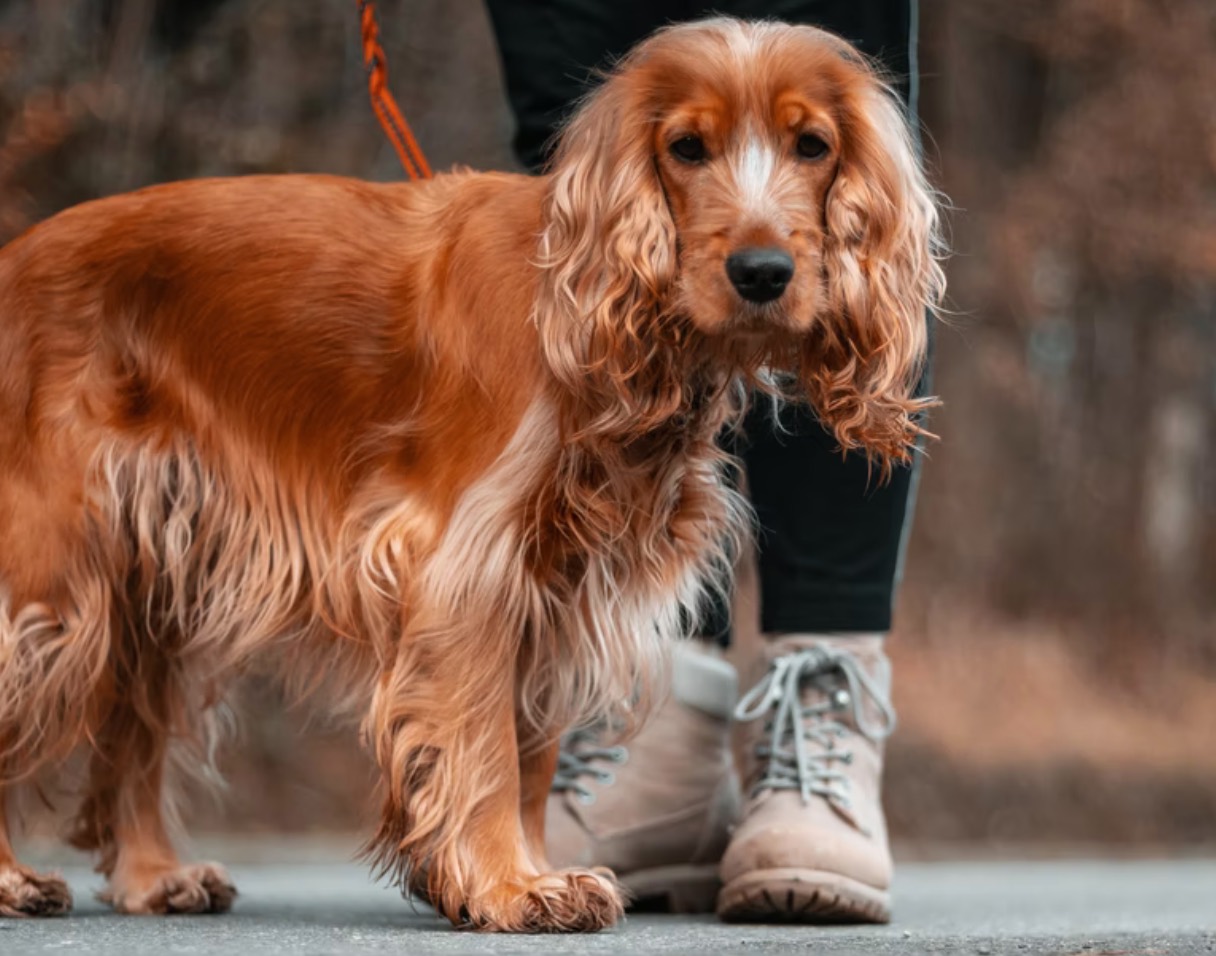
[0,595,102,919]
[68,619,235,916]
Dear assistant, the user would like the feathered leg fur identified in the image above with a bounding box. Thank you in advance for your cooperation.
[364,613,623,932]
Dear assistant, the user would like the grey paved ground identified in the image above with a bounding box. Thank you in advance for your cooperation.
[1,858,1213,955]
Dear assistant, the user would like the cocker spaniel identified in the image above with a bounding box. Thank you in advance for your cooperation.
[0,18,942,932]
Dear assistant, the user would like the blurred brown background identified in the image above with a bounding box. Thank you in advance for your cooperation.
[2,0,1213,851]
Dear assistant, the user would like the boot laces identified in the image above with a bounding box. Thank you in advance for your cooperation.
[550,725,629,805]
[734,645,896,808]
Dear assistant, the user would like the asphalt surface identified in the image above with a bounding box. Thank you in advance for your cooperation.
[1,858,1213,955]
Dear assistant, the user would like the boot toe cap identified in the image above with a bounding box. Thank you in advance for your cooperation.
[719,808,891,891]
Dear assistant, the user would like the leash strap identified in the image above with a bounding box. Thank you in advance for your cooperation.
[358,0,432,181]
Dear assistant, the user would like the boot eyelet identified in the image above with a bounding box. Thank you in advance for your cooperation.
[577,790,597,806]
[609,746,629,763]
[596,770,616,785]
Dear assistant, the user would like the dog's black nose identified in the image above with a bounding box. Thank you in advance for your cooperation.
[725,247,794,304]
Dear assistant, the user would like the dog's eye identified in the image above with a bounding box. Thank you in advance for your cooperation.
[670,135,707,164]
[796,133,829,160]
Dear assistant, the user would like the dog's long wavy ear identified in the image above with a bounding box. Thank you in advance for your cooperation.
[803,70,946,474]
[535,58,680,436]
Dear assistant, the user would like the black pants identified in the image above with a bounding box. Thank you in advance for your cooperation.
[486,0,924,637]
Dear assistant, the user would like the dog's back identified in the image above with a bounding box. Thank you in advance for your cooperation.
[0,171,545,778]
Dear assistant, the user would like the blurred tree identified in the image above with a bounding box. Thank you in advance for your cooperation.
[911,0,1215,677]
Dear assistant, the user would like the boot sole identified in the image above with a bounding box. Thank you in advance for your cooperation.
[717,868,890,924]
[621,863,721,914]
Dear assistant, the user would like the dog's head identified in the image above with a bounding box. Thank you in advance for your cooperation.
[537,18,945,466]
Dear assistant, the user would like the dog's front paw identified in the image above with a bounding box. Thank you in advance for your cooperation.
[464,868,623,933]
[103,861,236,915]
[0,865,73,918]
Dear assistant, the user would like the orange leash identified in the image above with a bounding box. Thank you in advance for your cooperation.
[358,0,432,181]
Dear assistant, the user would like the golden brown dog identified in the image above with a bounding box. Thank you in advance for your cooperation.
[0,19,942,931]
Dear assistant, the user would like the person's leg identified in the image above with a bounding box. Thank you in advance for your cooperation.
[674,0,918,649]
[712,0,915,639]
[486,0,932,921]
[743,403,922,638]
[714,0,929,924]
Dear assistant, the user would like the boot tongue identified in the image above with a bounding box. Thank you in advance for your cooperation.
[765,635,895,741]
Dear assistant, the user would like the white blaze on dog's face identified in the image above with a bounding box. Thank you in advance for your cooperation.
[643,21,888,337]
[540,18,941,463]
[658,107,835,335]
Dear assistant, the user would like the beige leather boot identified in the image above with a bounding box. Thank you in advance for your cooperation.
[546,643,741,913]
[717,636,897,923]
